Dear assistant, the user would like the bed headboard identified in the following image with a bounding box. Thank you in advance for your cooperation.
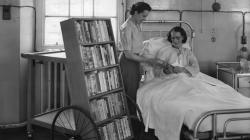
[141,20,195,51]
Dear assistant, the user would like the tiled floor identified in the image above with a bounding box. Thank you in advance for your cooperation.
[0,126,159,140]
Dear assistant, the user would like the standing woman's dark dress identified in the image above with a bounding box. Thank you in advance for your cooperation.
[119,16,144,116]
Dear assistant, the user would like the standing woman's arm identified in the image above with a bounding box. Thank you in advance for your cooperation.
[120,27,164,66]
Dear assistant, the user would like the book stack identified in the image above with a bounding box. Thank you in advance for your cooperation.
[79,44,116,70]
[75,20,112,44]
[85,68,120,96]
[90,92,126,122]
[98,117,131,140]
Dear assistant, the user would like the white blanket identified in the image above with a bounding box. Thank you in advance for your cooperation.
[137,73,250,140]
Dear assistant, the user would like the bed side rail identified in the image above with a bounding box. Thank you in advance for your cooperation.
[193,108,250,140]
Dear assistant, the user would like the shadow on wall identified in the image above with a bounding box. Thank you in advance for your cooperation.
[198,60,217,78]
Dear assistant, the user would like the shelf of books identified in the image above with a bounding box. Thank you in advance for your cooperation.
[61,18,133,140]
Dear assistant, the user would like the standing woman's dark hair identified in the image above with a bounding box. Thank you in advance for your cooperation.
[167,26,188,43]
[130,2,152,15]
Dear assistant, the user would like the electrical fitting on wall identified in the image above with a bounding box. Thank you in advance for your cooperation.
[211,28,216,43]
[0,5,35,21]
[2,5,11,20]
[212,1,221,12]
[210,0,221,43]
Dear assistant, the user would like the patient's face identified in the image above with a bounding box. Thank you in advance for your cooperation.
[170,31,183,49]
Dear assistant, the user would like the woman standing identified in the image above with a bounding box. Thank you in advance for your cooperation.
[119,2,163,116]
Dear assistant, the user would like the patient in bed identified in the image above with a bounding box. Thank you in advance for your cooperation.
[157,26,199,77]
[138,26,250,140]
[140,26,199,82]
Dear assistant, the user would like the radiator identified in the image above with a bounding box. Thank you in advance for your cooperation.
[34,61,70,114]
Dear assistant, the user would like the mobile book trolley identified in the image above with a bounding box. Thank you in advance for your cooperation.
[60,17,134,140]
[22,17,135,140]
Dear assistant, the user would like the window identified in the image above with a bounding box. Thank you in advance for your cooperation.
[36,0,122,51]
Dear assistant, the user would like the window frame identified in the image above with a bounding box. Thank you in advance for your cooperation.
[35,0,125,51]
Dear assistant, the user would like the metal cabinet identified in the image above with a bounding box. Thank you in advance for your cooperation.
[216,62,250,98]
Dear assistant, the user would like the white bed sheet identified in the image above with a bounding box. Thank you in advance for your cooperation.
[137,72,250,140]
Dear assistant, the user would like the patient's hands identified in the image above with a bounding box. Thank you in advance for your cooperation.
[163,64,174,74]
[146,59,192,77]
[162,65,192,76]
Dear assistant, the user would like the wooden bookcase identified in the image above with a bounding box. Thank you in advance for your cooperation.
[61,18,133,140]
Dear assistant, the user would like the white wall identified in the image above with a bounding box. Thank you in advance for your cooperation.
[127,0,250,76]
[20,0,34,122]
[0,0,34,124]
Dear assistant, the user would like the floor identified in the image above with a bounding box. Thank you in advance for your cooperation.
[3,126,249,140]
[0,125,159,140]
[0,126,52,140]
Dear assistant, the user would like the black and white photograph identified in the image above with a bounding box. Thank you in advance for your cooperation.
[1,0,250,140]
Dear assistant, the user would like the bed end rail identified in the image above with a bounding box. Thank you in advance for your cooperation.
[193,108,250,140]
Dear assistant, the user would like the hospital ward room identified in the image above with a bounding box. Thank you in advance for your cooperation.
[2,0,250,140]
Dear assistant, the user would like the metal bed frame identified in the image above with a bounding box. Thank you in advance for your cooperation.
[192,108,250,140]
[142,20,250,140]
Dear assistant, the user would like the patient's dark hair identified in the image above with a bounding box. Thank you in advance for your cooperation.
[130,2,152,15]
[167,26,187,43]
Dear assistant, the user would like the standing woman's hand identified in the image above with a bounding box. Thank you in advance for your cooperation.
[147,58,165,68]
[155,59,166,68]
[172,66,184,73]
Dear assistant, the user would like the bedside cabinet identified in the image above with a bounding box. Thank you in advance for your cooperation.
[216,62,250,98]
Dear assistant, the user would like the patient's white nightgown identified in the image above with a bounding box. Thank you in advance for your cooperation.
[156,45,200,76]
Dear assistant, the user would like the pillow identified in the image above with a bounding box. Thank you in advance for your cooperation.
[141,37,171,58]
[140,37,170,82]
[182,37,191,50]
[141,37,191,57]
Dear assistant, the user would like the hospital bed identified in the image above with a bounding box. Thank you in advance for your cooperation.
[140,20,250,140]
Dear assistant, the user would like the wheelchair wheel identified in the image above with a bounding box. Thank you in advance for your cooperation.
[51,106,100,140]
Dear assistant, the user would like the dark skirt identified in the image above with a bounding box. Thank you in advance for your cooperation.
[119,53,141,116]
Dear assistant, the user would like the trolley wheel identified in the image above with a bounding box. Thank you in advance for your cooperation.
[51,106,100,140]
